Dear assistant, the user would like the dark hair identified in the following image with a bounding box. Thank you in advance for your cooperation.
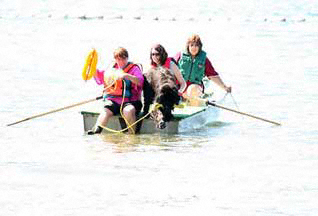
[150,44,168,66]
[186,34,203,54]
[113,47,128,59]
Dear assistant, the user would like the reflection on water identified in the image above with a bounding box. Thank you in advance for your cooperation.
[90,131,219,153]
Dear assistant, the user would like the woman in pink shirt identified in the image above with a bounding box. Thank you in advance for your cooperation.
[88,47,144,135]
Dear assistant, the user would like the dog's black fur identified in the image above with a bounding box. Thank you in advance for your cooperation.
[142,66,180,129]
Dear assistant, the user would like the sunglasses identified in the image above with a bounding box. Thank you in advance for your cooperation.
[152,52,160,56]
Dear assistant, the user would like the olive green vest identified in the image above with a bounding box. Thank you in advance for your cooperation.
[178,51,206,84]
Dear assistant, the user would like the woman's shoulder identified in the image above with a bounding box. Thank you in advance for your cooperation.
[166,57,177,65]
[128,63,143,74]
[173,52,182,62]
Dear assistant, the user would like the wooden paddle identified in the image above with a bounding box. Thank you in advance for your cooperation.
[7,96,103,126]
[207,101,281,126]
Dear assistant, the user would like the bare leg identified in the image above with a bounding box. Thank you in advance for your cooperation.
[97,108,114,127]
[88,108,114,134]
[184,84,205,106]
[122,104,136,134]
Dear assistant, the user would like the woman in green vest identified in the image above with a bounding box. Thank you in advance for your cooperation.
[175,34,231,99]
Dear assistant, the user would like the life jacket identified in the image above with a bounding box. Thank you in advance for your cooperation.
[163,57,172,69]
[152,57,175,69]
[152,57,182,87]
[178,50,206,84]
[105,63,137,98]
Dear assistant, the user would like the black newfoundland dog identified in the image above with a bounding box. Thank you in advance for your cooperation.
[142,66,180,129]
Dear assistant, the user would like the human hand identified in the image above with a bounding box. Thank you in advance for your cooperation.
[225,86,232,93]
[178,92,188,102]
[117,71,126,79]
[178,91,184,97]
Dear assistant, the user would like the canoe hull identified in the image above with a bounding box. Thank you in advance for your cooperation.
[81,111,180,134]
[81,105,219,134]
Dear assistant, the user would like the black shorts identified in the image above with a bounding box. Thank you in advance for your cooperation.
[104,100,142,116]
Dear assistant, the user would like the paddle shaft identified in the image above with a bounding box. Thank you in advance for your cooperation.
[7,96,103,126]
[207,101,281,126]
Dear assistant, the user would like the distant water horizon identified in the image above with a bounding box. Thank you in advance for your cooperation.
[1,0,317,22]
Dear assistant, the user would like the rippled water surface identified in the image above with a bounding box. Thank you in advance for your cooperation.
[1,0,318,215]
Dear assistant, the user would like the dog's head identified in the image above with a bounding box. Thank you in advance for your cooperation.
[150,106,166,129]
[151,83,180,129]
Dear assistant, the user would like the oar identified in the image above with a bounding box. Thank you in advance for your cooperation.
[7,96,103,126]
[207,101,281,126]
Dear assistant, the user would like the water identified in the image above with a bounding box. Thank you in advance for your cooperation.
[1,0,318,215]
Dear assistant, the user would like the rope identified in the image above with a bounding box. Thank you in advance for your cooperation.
[218,92,240,111]
[97,87,242,133]
[98,69,165,134]
[119,81,134,134]
[230,93,240,111]
[98,103,163,134]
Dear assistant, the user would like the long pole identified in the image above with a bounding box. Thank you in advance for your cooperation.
[207,101,281,126]
[7,96,103,126]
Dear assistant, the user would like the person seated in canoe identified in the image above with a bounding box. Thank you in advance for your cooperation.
[149,44,186,95]
[174,34,232,105]
[141,44,186,128]
[87,47,144,135]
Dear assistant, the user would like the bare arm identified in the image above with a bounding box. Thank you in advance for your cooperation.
[122,73,141,85]
[171,62,186,94]
[120,66,143,86]
[208,75,232,93]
